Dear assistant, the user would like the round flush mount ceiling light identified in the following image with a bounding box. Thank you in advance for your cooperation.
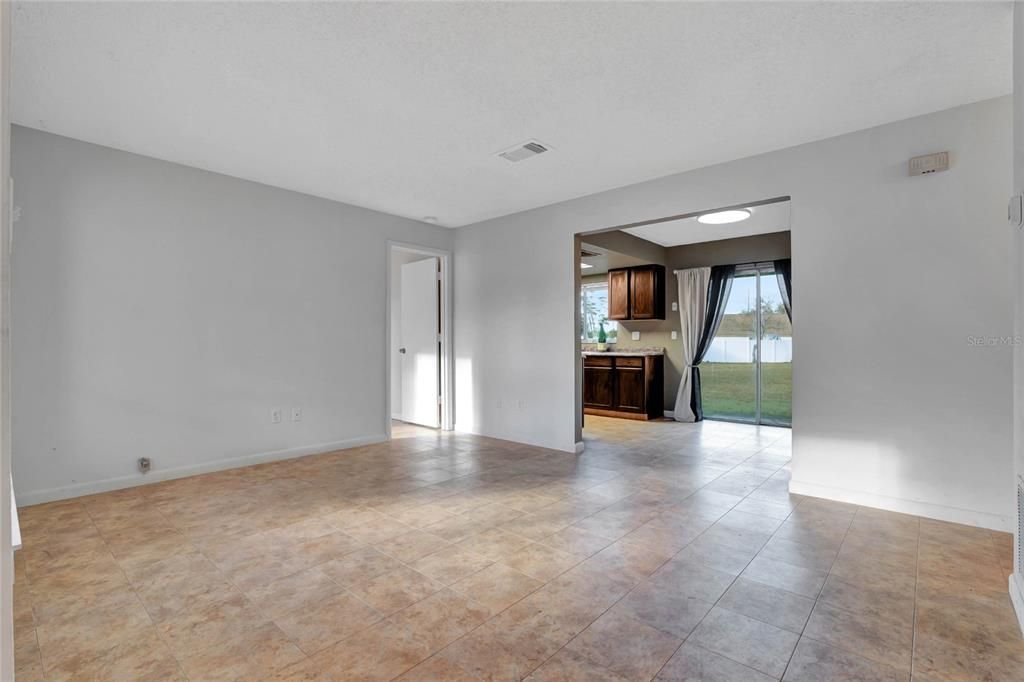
[697,209,751,225]
[422,216,439,224]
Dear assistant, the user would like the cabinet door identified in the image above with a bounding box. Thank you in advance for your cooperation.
[607,270,630,320]
[615,367,645,412]
[630,268,657,319]
[583,366,615,408]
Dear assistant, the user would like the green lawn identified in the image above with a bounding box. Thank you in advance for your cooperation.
[700,362,791,425]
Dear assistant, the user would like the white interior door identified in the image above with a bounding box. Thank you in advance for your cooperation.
[400,257,440,427]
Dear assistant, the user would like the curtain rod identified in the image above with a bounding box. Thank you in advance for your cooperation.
[672,260,781,275]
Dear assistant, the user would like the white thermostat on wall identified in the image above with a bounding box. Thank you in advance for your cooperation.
[908,151,949,176]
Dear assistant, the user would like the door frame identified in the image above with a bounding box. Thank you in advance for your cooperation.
[385,241,454,438]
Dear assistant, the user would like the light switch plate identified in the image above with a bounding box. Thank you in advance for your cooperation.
[671,331,678,340]
[631,331,640,341]
[671,302,678,311]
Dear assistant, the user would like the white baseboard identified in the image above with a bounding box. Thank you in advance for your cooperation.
[17,434,387,507]
[789,479,1012,532]
[1010,574,1024,637]
[452,423,576,454]
[575,441,585,454]
[391,413,403,421]
[663,410,675,419]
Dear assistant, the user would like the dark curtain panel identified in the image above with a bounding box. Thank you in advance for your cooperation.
[690,264,735,420]
[774,258,792,320]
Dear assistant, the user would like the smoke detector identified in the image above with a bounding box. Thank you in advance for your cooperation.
[496,139,552,162]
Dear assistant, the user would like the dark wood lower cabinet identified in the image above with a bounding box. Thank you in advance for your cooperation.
[583,365,615,409]
[583,354,663,420]
[614,367,645,412]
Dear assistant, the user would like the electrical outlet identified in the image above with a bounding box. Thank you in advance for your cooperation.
[671,331,678,340]
[518,400,525,409]
[496,399,503,409]
[631,331,641,341]
[291,407,302,422]
[271,408,282,424]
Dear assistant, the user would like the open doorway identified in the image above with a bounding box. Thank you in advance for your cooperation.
[386,242,453,435]
[575,197,791,438]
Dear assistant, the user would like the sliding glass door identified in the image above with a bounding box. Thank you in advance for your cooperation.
[757,268,792,426]
[701,264,792,426]
[700,271,757,423]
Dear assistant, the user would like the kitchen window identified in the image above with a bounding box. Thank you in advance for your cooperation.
[581,282,618,343]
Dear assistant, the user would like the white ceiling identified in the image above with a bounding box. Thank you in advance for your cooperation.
[624,200,790,247]
[12,2,1011,227]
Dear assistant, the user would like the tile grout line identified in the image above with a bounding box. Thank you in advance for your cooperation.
[777,503,858,681]
[21,420,798,682]
[647,448,804,681]
[80,498,196,682]
[387,426,783,678]
[523,428,795,680]
[908,516,922,681]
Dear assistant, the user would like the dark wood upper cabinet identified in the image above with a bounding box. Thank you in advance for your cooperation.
[607,269,631,320]
[607,264,665,320]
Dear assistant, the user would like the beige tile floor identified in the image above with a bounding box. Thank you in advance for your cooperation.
[11,416,1024,681]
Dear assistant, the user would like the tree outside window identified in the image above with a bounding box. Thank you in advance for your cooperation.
[581,282,618,343]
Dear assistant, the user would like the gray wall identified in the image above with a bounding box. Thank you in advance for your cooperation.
[583,230,667,264]
[11,126,453,503]
[456,97,1014,530]
[667,230,791,268]
[584,231,791,411]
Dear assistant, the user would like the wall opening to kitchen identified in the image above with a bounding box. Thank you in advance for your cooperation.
[574,198,791,440]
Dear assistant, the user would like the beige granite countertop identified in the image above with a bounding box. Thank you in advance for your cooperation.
[581,348,664,357]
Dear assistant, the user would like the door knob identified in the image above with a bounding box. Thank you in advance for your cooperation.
[399,347,406,354]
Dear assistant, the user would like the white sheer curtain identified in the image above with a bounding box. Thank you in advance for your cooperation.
[675,267,710,422]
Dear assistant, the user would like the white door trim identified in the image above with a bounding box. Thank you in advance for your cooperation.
[385,241,454,438]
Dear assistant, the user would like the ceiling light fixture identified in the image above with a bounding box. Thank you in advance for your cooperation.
[422,216,439,224]
[697,209,751,225]
[580,263,594,269]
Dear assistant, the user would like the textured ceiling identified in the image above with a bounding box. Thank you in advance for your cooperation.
[624,201,791,247]
[12,2,1012,227]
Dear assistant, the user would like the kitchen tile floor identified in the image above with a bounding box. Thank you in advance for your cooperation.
[12,416,1023,680]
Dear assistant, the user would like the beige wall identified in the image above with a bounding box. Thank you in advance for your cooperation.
[584,230,791,411]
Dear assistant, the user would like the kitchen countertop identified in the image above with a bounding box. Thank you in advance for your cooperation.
[581,348,664,357]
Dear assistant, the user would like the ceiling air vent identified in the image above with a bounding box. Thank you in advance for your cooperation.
[497,140,551,163]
